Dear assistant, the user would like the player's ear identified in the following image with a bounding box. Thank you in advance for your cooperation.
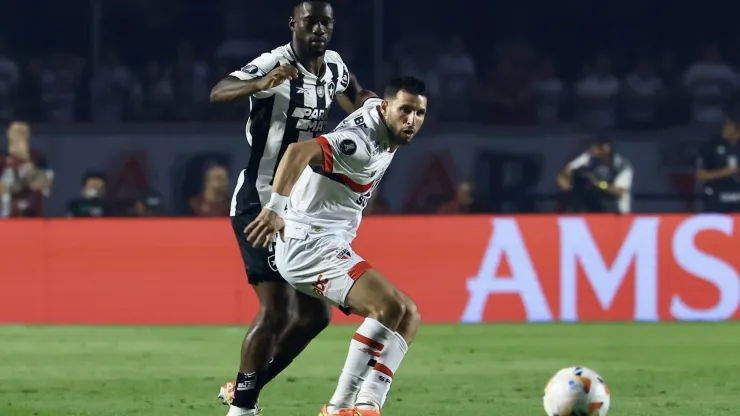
[380,100,389,115]
[289,17,296,32]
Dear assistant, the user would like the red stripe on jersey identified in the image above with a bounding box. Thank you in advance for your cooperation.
[315,136,334,172]
[336,174,374,193]
[348,261,372,281]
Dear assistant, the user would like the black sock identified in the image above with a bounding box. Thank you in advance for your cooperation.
[260,354,295,388]
[232,372,262,409]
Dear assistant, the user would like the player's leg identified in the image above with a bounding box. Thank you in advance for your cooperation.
[327,268,421,414]
[259,289,332,389]
[226,215,293,415]
[274,229,420,415]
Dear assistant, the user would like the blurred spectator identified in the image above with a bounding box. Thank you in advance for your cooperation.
[133,60,175,121]
[695,102,740,213]
[91,50,137,123]
[531,57,565,124]
[391,35,441,109]
[170,41,210,121]
[683,44,737,124]
[0,121,52,217]
[658,51,685,124]
[37,52,85,122]
[477,56,533,125]
[574,53,620,129]
[132,187,166,217]
[557,135,633,214]
[215,12,270,68]
[621,56,666,129]
[437,180,485,214]
[0,37,19,122]
[436,35,477,122]
[189,164,230,217]
[66,171,110,217]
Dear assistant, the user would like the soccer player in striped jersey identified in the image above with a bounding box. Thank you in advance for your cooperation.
[209,2,376,416]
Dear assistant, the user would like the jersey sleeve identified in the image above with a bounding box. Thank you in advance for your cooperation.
[326,51,351,94]
[613,163,633,190]
[567,152,591,170]
[229,53,280,99]
[315,128,371,175]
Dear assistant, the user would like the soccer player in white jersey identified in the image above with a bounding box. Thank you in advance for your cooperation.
[209,2,376,415]
[244,77,428,416]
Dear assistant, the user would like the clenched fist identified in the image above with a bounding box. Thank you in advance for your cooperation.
[256,64,299,91]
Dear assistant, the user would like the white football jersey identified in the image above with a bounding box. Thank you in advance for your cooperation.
[285,98,393,239]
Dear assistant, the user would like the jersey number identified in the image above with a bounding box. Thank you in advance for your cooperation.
[353,115,368,129]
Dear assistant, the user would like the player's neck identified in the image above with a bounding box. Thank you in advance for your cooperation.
[290,40,325,76]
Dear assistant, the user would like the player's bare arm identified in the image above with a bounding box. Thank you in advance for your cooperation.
[244,140,324,248]
[209,64,299,103]
[697,167,740,182]
[336,72,377,113]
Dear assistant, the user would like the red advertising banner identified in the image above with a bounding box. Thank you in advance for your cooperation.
[1,215,738,324]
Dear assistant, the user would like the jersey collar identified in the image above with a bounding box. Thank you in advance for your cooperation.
[286,42,327,79]
[374,106,395,153]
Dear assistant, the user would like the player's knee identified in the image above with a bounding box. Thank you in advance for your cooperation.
[290,306,331,336]
[402,298,422,330]
[373,295,407,330]
[257,305,290,331]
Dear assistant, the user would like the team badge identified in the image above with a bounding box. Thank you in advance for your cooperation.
[339,139,357,156]
[327,82,336,101]
[317,84,325,98]
[268,255,277,271]
[241,64,259,75]
[335,248,352,260]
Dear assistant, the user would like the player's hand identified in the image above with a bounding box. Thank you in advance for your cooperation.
[244,208,285,248]
[256,64,299,91]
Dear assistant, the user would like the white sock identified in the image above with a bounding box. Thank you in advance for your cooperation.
[327,318,393,412]
[355,331,409,411]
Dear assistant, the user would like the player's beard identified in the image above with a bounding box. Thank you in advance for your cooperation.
[307,43,326,57]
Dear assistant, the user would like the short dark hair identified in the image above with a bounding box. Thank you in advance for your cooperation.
[293,1,331,16]
[383,77,428,99]
[82,170,105,185]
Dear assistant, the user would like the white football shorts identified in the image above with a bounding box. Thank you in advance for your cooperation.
[275,220,371,307]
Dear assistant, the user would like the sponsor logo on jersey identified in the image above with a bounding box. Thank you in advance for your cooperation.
[312,274,329,297]
[241,64,259,75]
[293,107,329,133]
[340,139,357,156]
[340,68,350,88]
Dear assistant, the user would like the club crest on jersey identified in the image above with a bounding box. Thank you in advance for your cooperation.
[339,139,357,156]
[241,64,259,75]
[335,248,352,260]
[316,84,325,98]
[327,82,336,101]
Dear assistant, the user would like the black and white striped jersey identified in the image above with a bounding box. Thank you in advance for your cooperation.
[229,43,351,217]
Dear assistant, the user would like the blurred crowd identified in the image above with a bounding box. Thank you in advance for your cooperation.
[2,0,739,217]
[2,35,739,129]
[1,0,740,129]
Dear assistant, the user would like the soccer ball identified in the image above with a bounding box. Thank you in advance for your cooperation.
[543,366,611,416]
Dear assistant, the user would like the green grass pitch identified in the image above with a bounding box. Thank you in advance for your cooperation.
[1,322,738,415]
